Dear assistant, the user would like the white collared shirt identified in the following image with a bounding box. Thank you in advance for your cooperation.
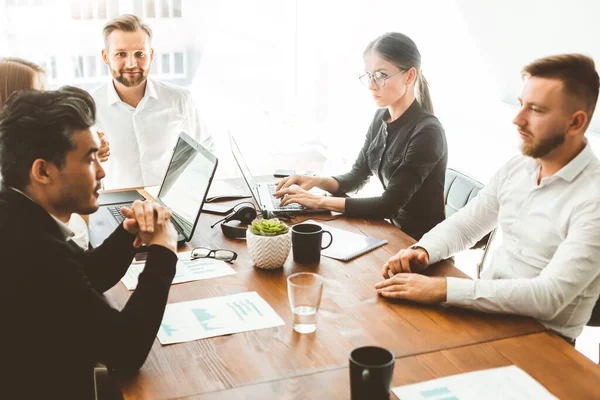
[418,142,600,339]
[50,214,76,240]
[91,78,215,189]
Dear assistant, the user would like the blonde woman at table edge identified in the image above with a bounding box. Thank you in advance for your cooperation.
[275,32,448,241]
[0,57,110,249]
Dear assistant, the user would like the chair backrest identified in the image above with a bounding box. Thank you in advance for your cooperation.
[444,168,491,249]
[444,168,485,218]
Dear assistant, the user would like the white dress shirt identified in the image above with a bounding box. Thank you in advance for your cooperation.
[418,142,600,339]
[91,78,215,189]
[67,214,90,250]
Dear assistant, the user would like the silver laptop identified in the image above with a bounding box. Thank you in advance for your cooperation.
[230,134,327,214]
[89,132,218,248]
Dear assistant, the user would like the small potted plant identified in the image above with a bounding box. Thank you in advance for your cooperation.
[246,218,291,269]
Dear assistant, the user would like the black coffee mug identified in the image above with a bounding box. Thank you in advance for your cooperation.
[291,223,333,264]
[349,346,395,400]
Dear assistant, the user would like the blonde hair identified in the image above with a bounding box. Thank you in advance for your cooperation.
[3,57,45,74]
[102,14,153,48]
[0,58,44,107]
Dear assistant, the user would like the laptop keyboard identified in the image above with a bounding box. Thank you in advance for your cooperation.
[107,204,185,241]
[107,202,183,226]
[107,205,128,224]
[268,185,303,210]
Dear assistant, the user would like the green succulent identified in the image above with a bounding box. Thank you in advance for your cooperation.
[249,218,289,236]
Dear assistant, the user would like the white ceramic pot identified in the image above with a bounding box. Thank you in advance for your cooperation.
[246,229,291,269]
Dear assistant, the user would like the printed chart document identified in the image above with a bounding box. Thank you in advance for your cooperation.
[392,365,557,400]
[121,251,236,290]
[157,291,285,345]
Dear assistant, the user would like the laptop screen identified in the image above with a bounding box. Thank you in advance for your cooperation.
[230,134,262,211]
[157,133,217,240]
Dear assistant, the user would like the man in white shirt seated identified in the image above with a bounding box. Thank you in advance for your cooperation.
[92,14,215,189]
[375,53,600,343]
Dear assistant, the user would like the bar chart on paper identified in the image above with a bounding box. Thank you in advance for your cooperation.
[121,250,236,290]
[157,292,285,345]
[391,365,557,400]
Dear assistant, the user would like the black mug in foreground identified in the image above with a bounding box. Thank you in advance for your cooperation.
[291,223,333,264]
[349,346,395,400]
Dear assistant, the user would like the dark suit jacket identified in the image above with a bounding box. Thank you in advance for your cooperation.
[0,185,177,399]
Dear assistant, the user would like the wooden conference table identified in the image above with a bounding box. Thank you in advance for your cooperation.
[192,333,600,400]
[104,180,598,399]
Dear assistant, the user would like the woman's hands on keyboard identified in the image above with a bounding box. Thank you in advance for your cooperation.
[275,186,324,209]
[275,174,319,192]
[274,175,346,212]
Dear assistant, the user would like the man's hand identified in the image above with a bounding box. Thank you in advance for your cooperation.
[275,174,320,191]
[374,274,447,304]
[97,131,110,163]
[275,186,324,209]
[382,247,429,278]
[120,200,177,252]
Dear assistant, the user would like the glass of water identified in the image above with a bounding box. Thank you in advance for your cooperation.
[287,272,324,334]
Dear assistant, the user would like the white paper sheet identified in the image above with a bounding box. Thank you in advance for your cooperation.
[392,365,557,400]
[157,291,285,345]
[121,251,236,290]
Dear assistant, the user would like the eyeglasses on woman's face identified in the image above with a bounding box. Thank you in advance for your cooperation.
[190,247,238,263]
[359,69,406,88]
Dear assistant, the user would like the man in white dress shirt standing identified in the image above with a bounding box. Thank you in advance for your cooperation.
[92,14,215,189]
[375,54,600,342]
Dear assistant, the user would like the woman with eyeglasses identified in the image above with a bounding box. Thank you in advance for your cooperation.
[0,57,107,249]
[275,32,447,240]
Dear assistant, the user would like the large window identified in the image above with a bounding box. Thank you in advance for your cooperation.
[2,0,600,181]
[1,0,191,91]
[135,0,182,19]
[71,0,120,20]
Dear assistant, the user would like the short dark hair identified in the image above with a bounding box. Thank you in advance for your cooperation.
[0,86,96,190]
[522,54,600,127]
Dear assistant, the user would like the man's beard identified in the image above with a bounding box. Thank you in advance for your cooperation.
[113,68,147,87]
[58,183,100,217]
[520,128,566,159]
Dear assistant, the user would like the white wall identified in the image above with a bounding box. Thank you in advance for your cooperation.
[419,0,600,183]
[454,0,600,134]
[191,0,600,184]
[288,0,513,184]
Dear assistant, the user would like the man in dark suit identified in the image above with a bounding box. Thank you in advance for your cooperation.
[0,87,178,399]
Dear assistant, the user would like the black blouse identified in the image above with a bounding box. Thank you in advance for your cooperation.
[333,100,447,240]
